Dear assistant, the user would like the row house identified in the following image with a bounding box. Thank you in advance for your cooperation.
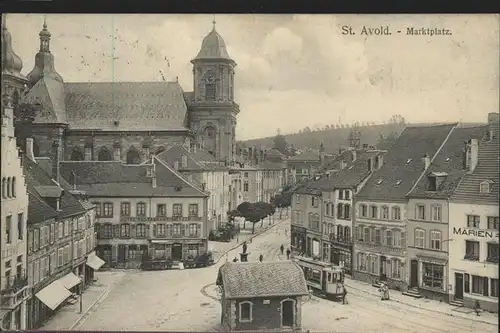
[353,124,457,291]
[405,125,487,302]
[22,139,98,330]
[260,160,286,203]
[156,145,230,230]
[1,100,29,331]
[290,148,385,275]
[60,157,209,268]
[448,114,499,313]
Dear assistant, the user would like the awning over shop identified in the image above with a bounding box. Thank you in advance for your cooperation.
[35,280,72,310]
[86,253,105,270]
[59,272,82,290]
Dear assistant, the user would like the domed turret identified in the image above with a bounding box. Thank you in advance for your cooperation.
[1,17,25,77]
[192,20,234,63]
[26,18,63,87]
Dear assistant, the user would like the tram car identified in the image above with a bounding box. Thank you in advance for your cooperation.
[293,255,345,301]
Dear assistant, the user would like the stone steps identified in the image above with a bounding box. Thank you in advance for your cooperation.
[402,287,423,299]
[449,299,464,307]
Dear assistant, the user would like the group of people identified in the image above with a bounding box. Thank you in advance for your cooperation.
[279,244,292,259]
[378,281,390,300]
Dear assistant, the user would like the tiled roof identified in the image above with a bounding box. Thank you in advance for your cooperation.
[288,150,320,162]
[356,124,457,202]
[301,151,387,194]
[156,145,223,171]
[408,126,488,199]
[59,159,208,197]
[217,261,309,299]
[64,81,188,131]
[27,192,58,224]
[23,157,87,219]
[451,122,500,205]
[266,148,285,158]
[24,76,67,124]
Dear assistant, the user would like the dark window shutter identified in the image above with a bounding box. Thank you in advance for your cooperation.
[483,277,489,296]
[464,274,470,293]
[113,225,120,238]
[153,224,157,237]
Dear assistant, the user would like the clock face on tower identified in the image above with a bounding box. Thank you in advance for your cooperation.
[206,73,215,83]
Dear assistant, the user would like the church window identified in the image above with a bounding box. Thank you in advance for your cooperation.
[205,83,216,101]
[98,148,112,161]
[70,149,84,161]
[126,149,141,164]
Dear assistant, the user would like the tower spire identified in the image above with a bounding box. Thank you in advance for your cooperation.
[212,15,216,30]
[39,16,51,52]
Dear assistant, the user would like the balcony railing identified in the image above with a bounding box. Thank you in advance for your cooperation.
[486,256,498,264]
[120,216,203,223]
[0,272,28,296]
[464,253,480,261]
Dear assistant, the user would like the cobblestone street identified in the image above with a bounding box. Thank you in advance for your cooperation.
[42,218,497,332]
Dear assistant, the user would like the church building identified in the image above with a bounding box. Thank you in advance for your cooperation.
[21,19,239,166]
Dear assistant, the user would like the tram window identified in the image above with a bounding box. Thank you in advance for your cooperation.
[327,273,332,282]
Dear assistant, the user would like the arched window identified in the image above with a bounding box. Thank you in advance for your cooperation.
[126,149,141,164]
[11,177,16,198]
[70,148,84,161]
[344,226,350,241]
[202,126,217,156]
[1,178,6,198]
[6,177,11,198]
[12,90,20,108]
[97,148,112,161]
[238,301,253,323]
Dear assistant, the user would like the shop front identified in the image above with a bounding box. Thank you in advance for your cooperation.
[329,233,353,274]
[149,239,208,261]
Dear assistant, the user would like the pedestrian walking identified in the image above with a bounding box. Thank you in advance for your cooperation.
[474,300,481,316]
[280,244,284,255]
[285,228,288,236]
[286,248,291,259]
[242,241,247,254]
[259,254,263,262]
[342,285,348,305]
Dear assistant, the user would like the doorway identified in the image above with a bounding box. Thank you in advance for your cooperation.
[454,273,464,300]
[380,256,387,281]
[410,260,419,287]
[172,243,182,261]
[281,300,295,327]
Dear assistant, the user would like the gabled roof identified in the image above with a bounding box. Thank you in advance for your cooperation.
[299,150,387,194]
[59,159,208,197]
[23,156,87,219]
[156,145,224,172]
[451,122,500,205]
[24,76,67,124]
[216,261,308,299]
[356,124,456,202]
[266,148,285,159]
[258,160,286,171]
[27,192,58,225]
[63,81,188,131]
[408,126,488,199]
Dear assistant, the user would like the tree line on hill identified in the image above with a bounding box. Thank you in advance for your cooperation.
[241,114,407,155]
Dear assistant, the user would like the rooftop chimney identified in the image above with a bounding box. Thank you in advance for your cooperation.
[26,138,36,161]
[423,154,431,170]
[468,139,479,172]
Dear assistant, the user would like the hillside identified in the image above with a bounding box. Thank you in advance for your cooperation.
[241,123,406,153]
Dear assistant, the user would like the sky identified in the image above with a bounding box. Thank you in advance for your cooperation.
[5,14,499,140]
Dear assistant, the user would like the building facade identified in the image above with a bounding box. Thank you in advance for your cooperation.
[353,124,456,291]
[156,145,230,231]
[22,140,98,330]
[448,115,499,312]
[60,157,210,268]
[406,125,487,301]
[1,99,29,330]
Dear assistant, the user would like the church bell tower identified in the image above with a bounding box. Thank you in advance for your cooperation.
[189,20,239,164]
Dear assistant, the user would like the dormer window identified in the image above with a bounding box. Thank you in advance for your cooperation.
[480,180,492,194]
[445,157,451,162]
[376,179,383,185]
[396,180,403,186]
[406,158,412,164]
[428,176,437,191]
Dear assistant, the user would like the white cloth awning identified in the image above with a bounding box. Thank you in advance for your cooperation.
[86,253,105,270]
[59,272,82,290]
[35,280,72,310]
